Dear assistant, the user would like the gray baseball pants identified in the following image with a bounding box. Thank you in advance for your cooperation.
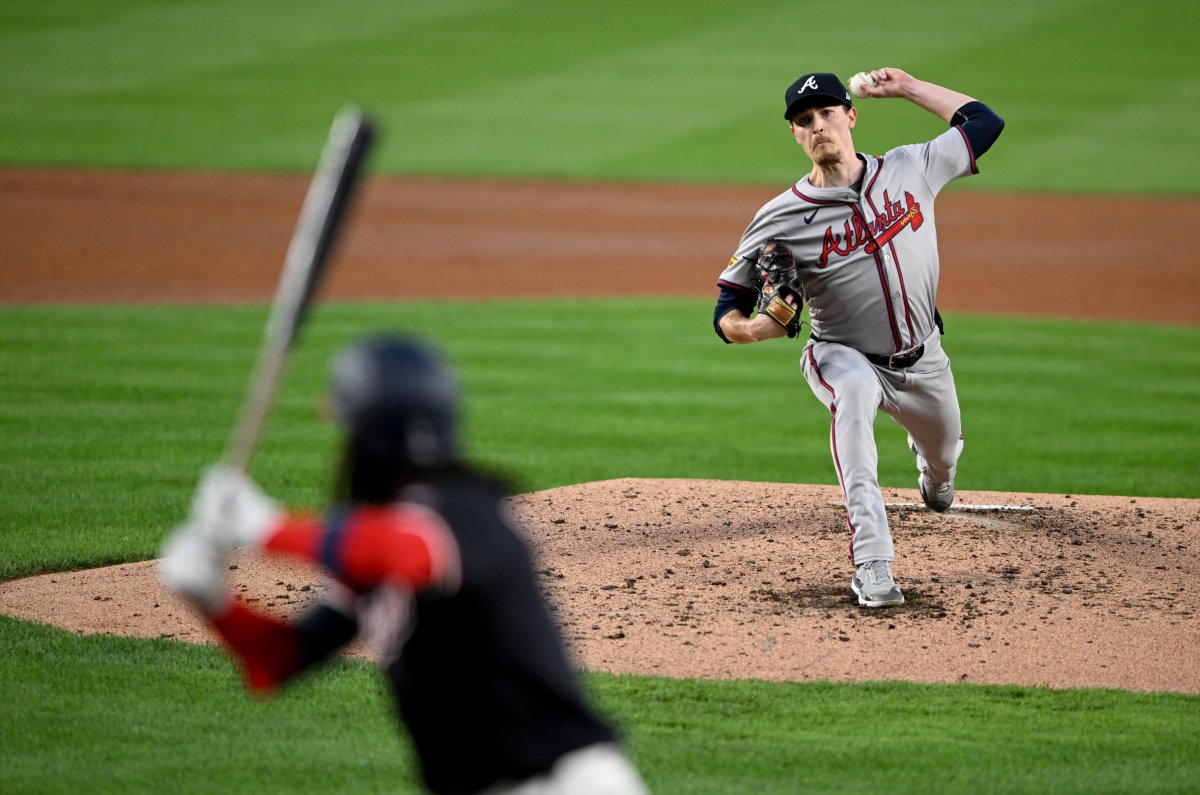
[799,327,962,565]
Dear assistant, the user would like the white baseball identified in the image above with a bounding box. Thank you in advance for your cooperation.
[849,71,876,99]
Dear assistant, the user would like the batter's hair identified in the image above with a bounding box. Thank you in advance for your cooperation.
[332,444,513,505]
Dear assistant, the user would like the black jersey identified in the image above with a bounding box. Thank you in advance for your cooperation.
[387,471,616,794]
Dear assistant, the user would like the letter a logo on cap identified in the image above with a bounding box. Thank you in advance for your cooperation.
[799,75,819,93]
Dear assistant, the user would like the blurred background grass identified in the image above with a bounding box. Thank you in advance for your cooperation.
[2,0,1198,193]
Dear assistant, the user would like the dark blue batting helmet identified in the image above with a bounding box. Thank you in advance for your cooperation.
[330,335,460,470]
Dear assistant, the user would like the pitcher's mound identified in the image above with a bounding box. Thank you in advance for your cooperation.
[2,479,1197,693]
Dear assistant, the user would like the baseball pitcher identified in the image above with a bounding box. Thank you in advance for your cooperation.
[713,68,1004,607]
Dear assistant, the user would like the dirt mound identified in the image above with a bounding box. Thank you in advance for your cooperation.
[3,479,1197,694]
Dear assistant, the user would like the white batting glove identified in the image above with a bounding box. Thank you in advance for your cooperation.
[158,521,228,615]
[190,464,283,549]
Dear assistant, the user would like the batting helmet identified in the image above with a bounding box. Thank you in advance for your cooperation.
[329,335,460,472]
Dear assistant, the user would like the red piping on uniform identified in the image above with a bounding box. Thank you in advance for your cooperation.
[864,157,916,350]
[863,185,917,347]
[954,125,978,174]
[864,156,884,196]
[807,345,857,563]
[790,186,845,205]
[850,206,903,351]
[717,278,757,295]
[888,241,917,346]
[793,179,904,352]
[859,157,913,349]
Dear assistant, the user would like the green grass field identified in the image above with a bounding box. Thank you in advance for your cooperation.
[2,0,1199,194]
[4,615,1199,795]
[3,1,1200,793]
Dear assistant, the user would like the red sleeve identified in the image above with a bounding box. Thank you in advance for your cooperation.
[211,602,304,695]
[260,513,323,559]
[261,504,461,595]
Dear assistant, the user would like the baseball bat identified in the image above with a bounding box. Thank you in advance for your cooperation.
[223,106,376,471]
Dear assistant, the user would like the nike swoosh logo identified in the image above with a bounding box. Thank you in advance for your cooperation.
[804,209,819,224]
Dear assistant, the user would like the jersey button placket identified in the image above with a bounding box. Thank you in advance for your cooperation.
[884,253,899,294]
[882,249,907,345]
[853,198,903,352]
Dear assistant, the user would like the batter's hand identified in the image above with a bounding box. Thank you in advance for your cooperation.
[159,521,228,615]
[190,465,282,549]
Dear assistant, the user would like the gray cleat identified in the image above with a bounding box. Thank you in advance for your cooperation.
[918,473,955,512]
[909,435,955,512]
[851,560,905,607]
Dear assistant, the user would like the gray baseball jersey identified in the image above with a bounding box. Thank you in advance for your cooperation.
[717,125,976,354]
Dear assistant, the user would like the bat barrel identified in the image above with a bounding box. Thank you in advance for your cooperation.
[223,107,376,472]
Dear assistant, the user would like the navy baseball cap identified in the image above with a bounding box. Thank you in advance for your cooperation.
[783,72,852,120]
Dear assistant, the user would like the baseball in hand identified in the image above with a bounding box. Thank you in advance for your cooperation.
[849,71,876,99]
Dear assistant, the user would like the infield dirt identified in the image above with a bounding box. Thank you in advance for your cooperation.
[1,168,1197,694]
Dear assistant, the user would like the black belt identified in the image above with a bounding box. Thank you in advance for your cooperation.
[864,345,924,370]
[810,334,925,370]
